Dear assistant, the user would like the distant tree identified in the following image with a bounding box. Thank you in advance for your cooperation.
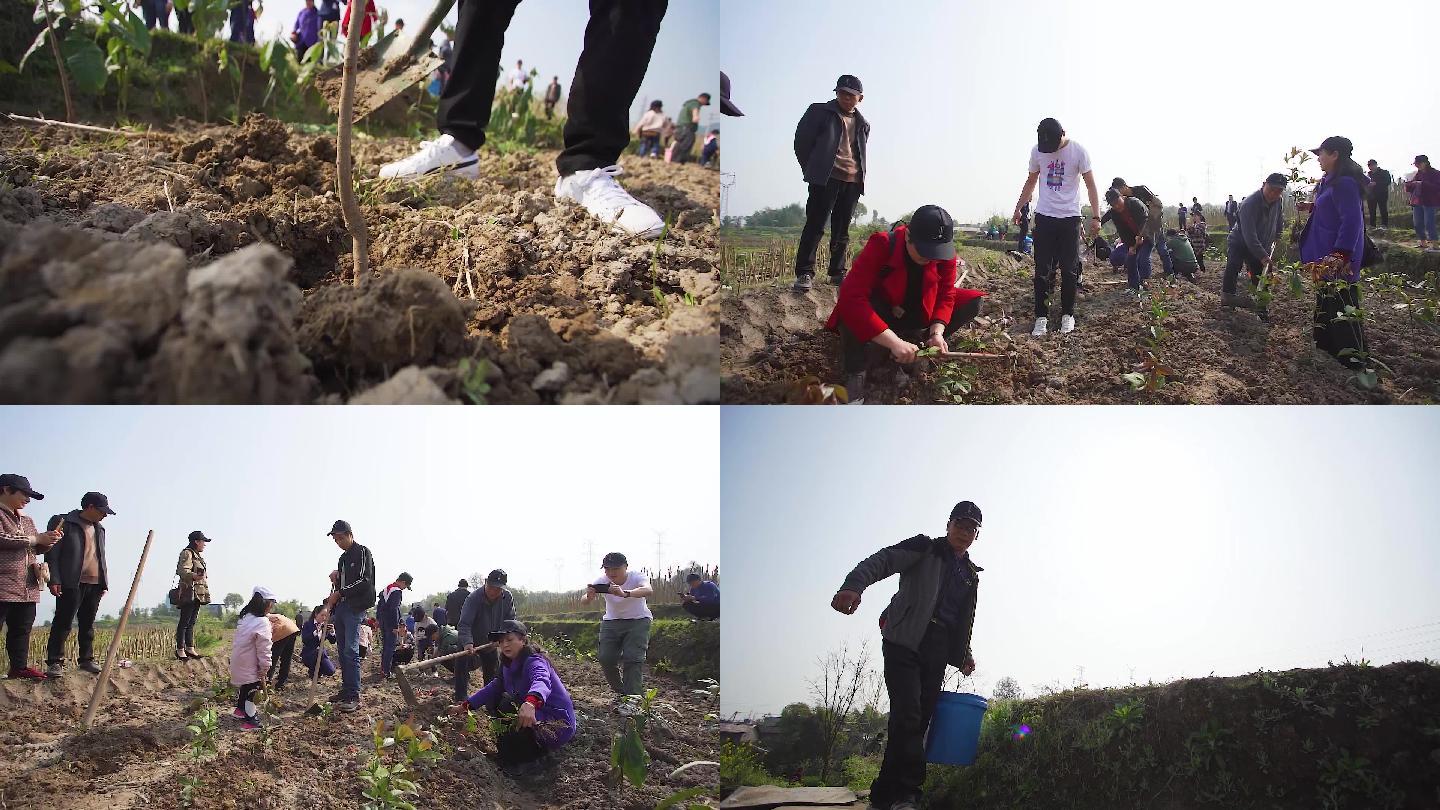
[992,676,1024,701]
[223,592,244,613]
[850,202,868,225]
[469,572,483,589]
[747,203,807,228]
[808,641,878,783]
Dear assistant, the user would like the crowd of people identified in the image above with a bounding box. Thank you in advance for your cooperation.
[629,93,717,165]
[0,476,719,774]
[782,72,1432,389]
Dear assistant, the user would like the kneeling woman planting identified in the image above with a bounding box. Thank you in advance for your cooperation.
[454,619,576,775]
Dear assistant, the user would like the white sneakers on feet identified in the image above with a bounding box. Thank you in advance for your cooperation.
[554,164,665,238]
[1031,317,1048,337]
[1059,314,1076,333]
[377,134,480,180]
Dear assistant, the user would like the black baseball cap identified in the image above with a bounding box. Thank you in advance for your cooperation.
[81,492,115,515]
[1264,173,1289,188]
[686,573,702,582]
[1037,118,1063,153]
[950,500,983,526]
[458,578,470,587]
[328,519,352,536]
[486,569,507,586]
[602,552,628,568]
[0,474,43,500]
[188,530,213,543]
[488,619,529,641]
[720,71,742,117]
[397,572,413,584]
[908,205,957,261]
[1367,159,1378,166]
[1310,136,1353,157]
[1416,155,1430,165]
[835,74,863,95]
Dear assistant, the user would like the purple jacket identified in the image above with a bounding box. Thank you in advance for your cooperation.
[1299,174,1364,282]
[1407,167,1440,207]
[467,651,577,750]
[293,7,320,49]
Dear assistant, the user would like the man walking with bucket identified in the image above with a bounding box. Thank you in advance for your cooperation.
[831,501,987,810]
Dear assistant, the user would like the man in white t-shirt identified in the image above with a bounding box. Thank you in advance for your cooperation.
[582,551,653,708]
[1012,118,1101,337]
[506,60,528,91]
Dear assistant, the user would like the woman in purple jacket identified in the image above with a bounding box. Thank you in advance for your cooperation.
[1404,155,1440,250]
[455,619,576,774]
[1297,136,1369,369]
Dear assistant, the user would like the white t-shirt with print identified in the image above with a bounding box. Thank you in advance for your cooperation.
[597,571,654,621]
[1028,140,1093,219]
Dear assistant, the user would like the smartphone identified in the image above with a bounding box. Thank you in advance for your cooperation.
[588,582,610,591]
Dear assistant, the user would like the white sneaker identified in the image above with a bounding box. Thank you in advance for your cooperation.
[1059,314,1075,334]
[1030,317,1048,337]
[554,165,665,238]
[377,134,480,180]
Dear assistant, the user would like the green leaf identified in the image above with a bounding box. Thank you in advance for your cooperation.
[0,60,17,75]
[62,36,107,93]
[1122,372,1146,390]
[17,26,48,73]
[612,722,649,787]
[656,787,710,810]
[1354,369,1378,390]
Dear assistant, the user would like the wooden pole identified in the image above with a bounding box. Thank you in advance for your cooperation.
[81,530,155,729]
[394,644,494,713]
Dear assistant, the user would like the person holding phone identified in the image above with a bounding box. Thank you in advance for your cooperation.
[831,501,986,810]
[0,474,63,681]
[680,572,719,621]
[583,552,652,711]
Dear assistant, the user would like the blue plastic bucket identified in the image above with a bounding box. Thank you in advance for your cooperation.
[925,691,988,765]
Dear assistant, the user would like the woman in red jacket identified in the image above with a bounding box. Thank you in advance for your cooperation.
[824,205,985,402]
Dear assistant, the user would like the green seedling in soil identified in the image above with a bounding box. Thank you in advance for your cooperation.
[611,688,664,787]
[933,363,978,404]
[488,705,521,739]
[462,709,479,736]
[458,357,492,404]
[362,719,421,810]
[655,786,712,810]
[1123,283,1174,391]
[94,0,152,117]
[650,216,675,318]
[186,707,220,762]
[179,774,202,808]
[1368,270,1440,335]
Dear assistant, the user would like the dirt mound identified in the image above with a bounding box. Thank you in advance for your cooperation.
[721,245,1440,404]
[1,116,719,403]
[927,661,1440,809]
[0,222,318,403]
[0,642,719,810]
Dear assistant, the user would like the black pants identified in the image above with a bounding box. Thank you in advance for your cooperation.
[1016,220,1029,252]
[671,126,697,164]
[839,297,983,375]
[1,601,37,672]
[176,9,193,33]
[492,693,549,765]
[1314,283,1368,368]
[795,177,861,279]
[437,0,667,176]
[268,633,298,688]
[1032,213,1081,317]
[682,601,719,620]
[176,601,201,649]
[871,623,950,807]
[237,681,261,722]
[46,582,104,665]
[454,645,501,701]
[1225,212,1237,231]
[1368,194,1389,228]
[1222,239,1266,296]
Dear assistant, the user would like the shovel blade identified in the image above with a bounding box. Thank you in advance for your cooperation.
[317,52,444,121]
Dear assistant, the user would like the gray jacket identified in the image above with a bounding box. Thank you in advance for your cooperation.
[457,586,516,648]
[1231,189,1286,260]
[45,510,108,591]
[840,534,981,667]
[794,100,869,193]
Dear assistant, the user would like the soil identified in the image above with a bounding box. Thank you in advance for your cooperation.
[0,114,719,403]
[0,646,719,809]
[721,247,1440,404]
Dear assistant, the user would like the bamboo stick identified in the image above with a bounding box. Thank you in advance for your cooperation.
[81,530,155,728]
[2,113,158,137]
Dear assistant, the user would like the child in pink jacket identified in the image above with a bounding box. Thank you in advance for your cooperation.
[230,586,276,730]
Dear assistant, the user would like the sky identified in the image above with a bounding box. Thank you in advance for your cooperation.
[4,406,719,623]
[245,0,720,132]
[720,0,1438,224]
[720,407,1440,718]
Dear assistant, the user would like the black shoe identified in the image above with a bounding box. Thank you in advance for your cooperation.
[826,272,845,286]
[78,661,102,674]
[792,274,814,292]
[843,372,866,405]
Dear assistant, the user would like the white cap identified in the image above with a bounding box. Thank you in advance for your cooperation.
[254,585,277,601]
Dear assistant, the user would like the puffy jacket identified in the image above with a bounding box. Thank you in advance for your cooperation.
[794,100,870,192]
[1299,174,1365,282]
[466,650,577,750]
[230,613,273,685]
[824,224,985,342]
[839,534,981,667]
[458,587,516,648]
[1406,167,1440,207]
[45,510,108,591]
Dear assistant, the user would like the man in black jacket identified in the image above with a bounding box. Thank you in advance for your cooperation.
[1366,159,1392,229]
[792,74,870,292]
[831,501,985,810]
[445,578,470,628]
[42,492,114,677]
[322,519,376,712]
[455,569,516,700]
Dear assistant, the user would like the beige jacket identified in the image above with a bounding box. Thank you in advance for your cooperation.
[177,547,210,605]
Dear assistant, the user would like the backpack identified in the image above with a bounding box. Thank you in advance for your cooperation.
[1093,235,1111,260]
